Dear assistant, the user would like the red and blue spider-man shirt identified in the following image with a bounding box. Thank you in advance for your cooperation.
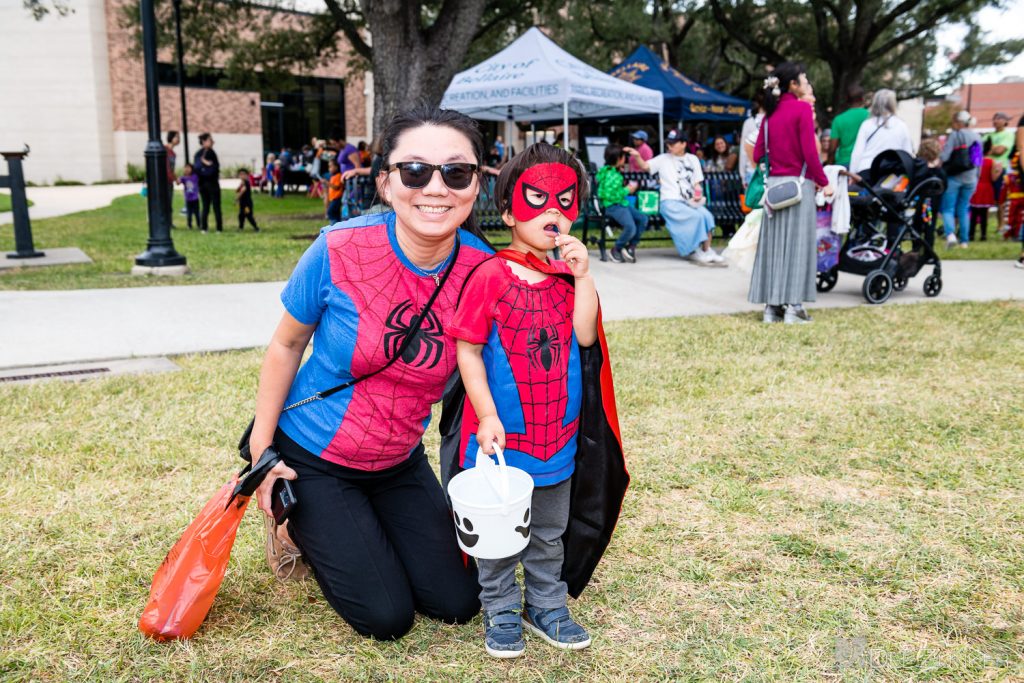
[449,256,582,486]
[278,212,492,471]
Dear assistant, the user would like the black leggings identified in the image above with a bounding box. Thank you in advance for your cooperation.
[199,178,222,231]
[277,430,480,640]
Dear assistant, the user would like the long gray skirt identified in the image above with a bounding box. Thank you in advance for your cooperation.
[748,178,817,305]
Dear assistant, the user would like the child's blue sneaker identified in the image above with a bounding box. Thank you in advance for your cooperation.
[523,604,591,650]
[483,606,526,659]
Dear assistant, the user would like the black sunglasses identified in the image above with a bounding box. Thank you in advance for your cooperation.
[389,162,478,190]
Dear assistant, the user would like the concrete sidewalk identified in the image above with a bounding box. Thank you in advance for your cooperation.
[2,251,1022,370]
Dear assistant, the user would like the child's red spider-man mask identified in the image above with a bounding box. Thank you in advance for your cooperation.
[511,163,579,222]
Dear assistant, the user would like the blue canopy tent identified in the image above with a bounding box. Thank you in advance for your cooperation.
[609,46,749,122]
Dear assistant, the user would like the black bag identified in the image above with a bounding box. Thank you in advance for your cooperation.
[238,237,461,462]
[943,132,975,176]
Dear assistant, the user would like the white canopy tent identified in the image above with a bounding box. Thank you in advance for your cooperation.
[441,28,664,150]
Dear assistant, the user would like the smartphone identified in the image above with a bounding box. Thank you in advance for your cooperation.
[271,478,297,524]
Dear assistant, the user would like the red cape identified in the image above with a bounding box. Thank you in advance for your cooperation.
[440,249,629,597]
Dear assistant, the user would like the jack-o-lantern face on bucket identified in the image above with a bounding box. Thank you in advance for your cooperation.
[515,508,531,540]
[453,511,479,548]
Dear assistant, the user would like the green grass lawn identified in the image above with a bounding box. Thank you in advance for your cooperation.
[0,193,33,212]
[2,302,1022,681]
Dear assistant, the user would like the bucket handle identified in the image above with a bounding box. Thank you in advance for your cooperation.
[476,442,511,514]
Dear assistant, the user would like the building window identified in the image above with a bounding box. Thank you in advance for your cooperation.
[157,64,346,152]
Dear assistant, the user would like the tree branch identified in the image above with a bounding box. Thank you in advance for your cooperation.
[708,0,786,64]
[323,0,371,59]
[866,0,972,61]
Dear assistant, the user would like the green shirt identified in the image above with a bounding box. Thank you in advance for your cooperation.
[596,165,629,207]
[984,129,1014,169]
[830,107,870,167]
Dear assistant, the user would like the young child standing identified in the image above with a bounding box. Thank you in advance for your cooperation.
[263,152,276,194]
[325,159,343,223]
[235,168,260,232]
[449,143,598,659]
[178,163,200,229]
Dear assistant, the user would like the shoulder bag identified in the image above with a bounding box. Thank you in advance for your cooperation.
[763,119,807,211]
[943,131,976,176]
[237,237,461,463]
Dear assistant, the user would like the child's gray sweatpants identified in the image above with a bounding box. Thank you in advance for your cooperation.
[476,479,571,611]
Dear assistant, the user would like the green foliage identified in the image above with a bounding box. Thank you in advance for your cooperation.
[52,177,84,186]
[125,163,146,183]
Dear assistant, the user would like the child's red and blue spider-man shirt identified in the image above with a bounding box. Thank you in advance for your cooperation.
[278,212,492,470]
[448,257,582,486]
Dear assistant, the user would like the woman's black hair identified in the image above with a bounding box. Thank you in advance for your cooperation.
[377,104,486,239]
[604,143,625,166]
[983,138,992,155]
[493,142,590,218]
[166,130,178,143]
[763,61,806,116]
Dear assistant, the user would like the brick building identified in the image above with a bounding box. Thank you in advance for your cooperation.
[0,0,368,184]
[951,81,1024,130]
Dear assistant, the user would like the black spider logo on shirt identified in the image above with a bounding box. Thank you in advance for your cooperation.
[527,324,560,371]
[383,301,444,369]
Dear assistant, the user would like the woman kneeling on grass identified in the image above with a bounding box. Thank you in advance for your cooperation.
[247,106,493,640]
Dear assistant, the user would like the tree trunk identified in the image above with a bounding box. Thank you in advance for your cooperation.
[364,0,489,136]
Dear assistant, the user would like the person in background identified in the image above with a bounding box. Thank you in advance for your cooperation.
[969,139,1002,242]
[357,141,372,166]
[164,131,179,216]
[194,132,222,232]
[940,109,983,248]
[326,159,343,223]
[827,86,869,168]
[630,129,726,267]
[263,153,276,194]
[597,144,647,263]
[273,159,284,199]
[849,89,914,183]
[235,168,260,232]
[485,145,502,169]
[705,136,738,173]
[494,135,505,160]
[628,131,654,172]
[739,92,766,187]
[749,62,833,324]
[985,113,1014,222]
[178,162,200,229]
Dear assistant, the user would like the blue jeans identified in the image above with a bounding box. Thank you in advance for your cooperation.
[604,204,649,249]
[940,175,977,244]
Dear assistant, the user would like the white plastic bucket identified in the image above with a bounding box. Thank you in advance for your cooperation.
[447,443,534,560]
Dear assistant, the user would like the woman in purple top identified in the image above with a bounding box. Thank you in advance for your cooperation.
[749,62,833,324]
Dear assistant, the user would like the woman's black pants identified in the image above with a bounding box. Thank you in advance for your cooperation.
[277,430,480,640]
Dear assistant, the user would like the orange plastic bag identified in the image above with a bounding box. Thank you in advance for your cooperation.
[138,476,250,640]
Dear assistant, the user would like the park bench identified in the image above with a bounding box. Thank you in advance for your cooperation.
[581,170,746,262]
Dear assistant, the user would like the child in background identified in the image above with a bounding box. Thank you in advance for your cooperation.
[178,163,200,229]
[325,159,343,223]
[263,153,276,194]
[273,159,284,198]
[235,168,260,232]
[597,144,647,263]
[450,142,598,659]
[969,140,1002,242]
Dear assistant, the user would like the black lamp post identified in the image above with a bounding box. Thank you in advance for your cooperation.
[135,0,186,270]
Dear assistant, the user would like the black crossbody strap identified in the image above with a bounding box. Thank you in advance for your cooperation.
[284,236,461,409]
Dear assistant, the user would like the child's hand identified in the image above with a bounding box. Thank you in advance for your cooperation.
[476,415,505,455]
[555,234,590,278]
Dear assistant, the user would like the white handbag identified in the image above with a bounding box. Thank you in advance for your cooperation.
[763,120,806,211]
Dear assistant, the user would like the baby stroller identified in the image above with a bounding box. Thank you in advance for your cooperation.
[816,150,946,304]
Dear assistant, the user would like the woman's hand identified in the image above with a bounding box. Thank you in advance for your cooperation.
[821,184,835,198]
[555,234,590,278]
[253,459,298,517]
[622,146,637,155]
[476,415,505,455]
